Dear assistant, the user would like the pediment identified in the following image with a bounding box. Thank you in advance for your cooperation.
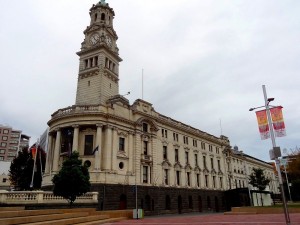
[162,160,172,169]
[174,162,182,170]
[185,164,192,172]
[194,166,202,173]
[117,151,128,159]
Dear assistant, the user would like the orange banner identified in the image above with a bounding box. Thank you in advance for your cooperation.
[31,147,37,159]
[270,106,286,137]
[255,110,270,140]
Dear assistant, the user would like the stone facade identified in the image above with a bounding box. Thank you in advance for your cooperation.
[43,0,279,214]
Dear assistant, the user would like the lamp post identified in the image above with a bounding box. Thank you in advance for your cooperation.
[249,85,290,225]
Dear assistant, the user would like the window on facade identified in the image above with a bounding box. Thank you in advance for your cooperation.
[195,154,198,167]
[220,177,223,188]
[185,152,189,164]
[235,179,238,188]
[201,142,205,150]
[0,149,5,154]
[176,171,180,186]
[84,135,94,155]
[217,160,221,171]
[193,139,197,147]
[183,136,189,145]
[175,149,179,162]
[173,133,178,141]
[205,175,209,187]
[164,169,168,185]
[143,141,148,155]
[211,158,214,170]
[2,136,8,141]
[216,147,220,154]
[3,129,9,134]
[142,123,148,132]
[209,145,213,152]
[239,180,241,188]
[94,13,97,21]
[163,146,167,160]
[161,129,167,138]
[94,56,98,66]
[203,156,207,168]
[101,13,105,20]
[187,172,190,186]
[143,166,148,183]
[119,137,125,151]
[196,174,200,187]
[213,176,216,188]
[1,142,7,147]
[2,178,7,183]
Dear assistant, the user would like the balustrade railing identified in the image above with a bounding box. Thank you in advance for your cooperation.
[0,190,98,204]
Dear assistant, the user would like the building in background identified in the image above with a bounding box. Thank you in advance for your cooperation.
[42,0,279,214]
[0,124,30,162]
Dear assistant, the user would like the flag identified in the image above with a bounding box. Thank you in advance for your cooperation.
[255,110,270,140]
[93,146,99,155]
[270,106,286,137]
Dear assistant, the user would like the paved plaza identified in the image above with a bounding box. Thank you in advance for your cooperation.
[104,213,300,225]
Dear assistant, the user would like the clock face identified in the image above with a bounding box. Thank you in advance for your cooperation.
[90,33,100,45]
[106,36,112,47]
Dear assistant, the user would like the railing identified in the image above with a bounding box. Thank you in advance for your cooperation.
[51,105,103,119]
[0,190,98,205]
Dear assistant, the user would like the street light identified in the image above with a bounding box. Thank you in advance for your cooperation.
[249,85,290,225]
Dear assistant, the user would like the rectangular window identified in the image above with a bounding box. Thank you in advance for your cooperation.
[176,171,180,186]
[164,169,168,185]
[176,133,178,142]
[3,129,9,134]
[143,166,148,183]
[211,158,214,170]
[175,149,179,162]
[84,135,94,155]
[203,156,207,168]
[161,129,167,138]
[193,139,197,147]
[2,178,7,183]
[185,152,189,164]
[217,159,221,171]
[1,142,7,147]
[220,177,223,188]
[196,174,200,187]
[216,147,220,154]
[183,136,189,145]
[209,145,213,152]
[213,176,216,188]
[2,136,8,141]
[195,154,198,166]
[0,149,5,154]
[187,172,190,186]
[94,56,98,67]
[143,141,148,155]
[143,123,148,132]
[205,175,209,187]
[201,142,206,150]
[119,137,125,151]
[163,146,167,160]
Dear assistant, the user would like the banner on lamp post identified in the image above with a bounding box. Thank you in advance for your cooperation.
[270,106,286,137]
[255,109,270,140]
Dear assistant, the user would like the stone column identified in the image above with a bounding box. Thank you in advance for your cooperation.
[103,125,112,170]
[95,124,103,170]
[52,129,61,172]
[72,125,79,152]
[128,131,134,173]
[45,134,53,174]
[111,127,118,171]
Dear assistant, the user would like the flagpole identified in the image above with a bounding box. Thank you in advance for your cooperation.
[30,139,39,189]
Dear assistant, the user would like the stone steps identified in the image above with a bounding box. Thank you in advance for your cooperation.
[0,207,130,225]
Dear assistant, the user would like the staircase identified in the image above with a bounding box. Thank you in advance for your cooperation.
[0,207,131,225]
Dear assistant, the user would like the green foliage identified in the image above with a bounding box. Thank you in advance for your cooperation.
[249,168,270,191]
[9,146,46,190]
[9,147,33,190]
[52,151,91,206]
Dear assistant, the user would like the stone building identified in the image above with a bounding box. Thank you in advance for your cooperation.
[43,1,278,214]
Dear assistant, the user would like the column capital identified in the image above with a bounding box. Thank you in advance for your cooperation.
[106,124,114,129]
[96,123,104,128]
[72,124,80,128]
[55,127,61,132]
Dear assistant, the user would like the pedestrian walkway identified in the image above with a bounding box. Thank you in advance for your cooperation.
[104,213,300,225]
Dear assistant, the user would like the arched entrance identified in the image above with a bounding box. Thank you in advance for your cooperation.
[178,195,182,214]
[119,194,127,210]
[198,196,202,212]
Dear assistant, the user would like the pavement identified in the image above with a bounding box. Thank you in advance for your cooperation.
[103,212,300,225]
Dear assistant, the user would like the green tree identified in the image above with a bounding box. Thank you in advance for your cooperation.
[52,151,91,207]
[9,146,46,190]
[249,168,270,206]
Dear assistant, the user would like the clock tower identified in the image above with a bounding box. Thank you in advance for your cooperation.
[75,0,122,105]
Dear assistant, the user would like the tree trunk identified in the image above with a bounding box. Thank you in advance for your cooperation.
[261,193,264,206]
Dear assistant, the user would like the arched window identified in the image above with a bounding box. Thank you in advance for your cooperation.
[101,13,105,20]
[94,13,98,21]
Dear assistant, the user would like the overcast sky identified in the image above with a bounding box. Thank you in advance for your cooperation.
[1,0,299,162]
